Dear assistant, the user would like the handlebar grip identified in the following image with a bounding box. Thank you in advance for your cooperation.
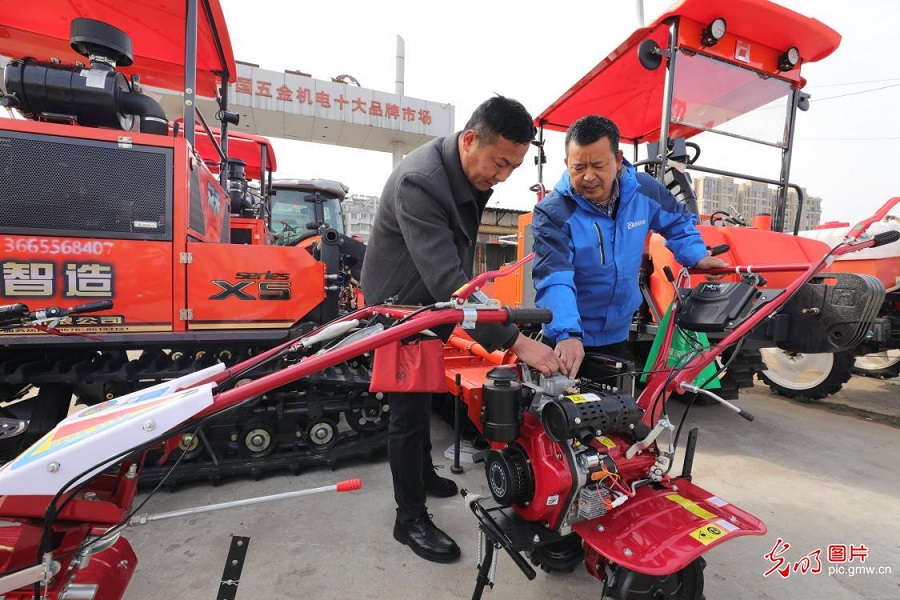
[872,230,900,247]
[506,308,553,325]
[0,303,29,318]
[708,243,730,257]
[68,300,113,315]
[0,303,29,326]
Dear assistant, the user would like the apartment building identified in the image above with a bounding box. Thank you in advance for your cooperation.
[693,176,822,230]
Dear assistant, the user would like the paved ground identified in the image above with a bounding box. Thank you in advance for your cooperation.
[122,376,899,600]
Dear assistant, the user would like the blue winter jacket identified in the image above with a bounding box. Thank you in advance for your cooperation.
[532,160,709,347]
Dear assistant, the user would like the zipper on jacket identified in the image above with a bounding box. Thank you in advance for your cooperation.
[593,222,606,265]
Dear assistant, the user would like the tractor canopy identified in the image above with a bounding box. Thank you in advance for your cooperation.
[535,0,841,144]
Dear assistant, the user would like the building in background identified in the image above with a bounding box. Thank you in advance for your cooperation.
[694,176,822,231]
[474,207,525,273]
[342,194,379,242]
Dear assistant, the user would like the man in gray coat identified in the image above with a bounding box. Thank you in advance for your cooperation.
[362,96,562,563]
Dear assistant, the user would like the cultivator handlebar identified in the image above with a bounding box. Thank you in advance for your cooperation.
[642,228,899,424]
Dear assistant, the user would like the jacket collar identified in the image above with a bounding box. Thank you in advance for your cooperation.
[443,132,493,208]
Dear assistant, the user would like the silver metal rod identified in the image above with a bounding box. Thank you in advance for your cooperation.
[130,482,354,526]
[655,19,680,184]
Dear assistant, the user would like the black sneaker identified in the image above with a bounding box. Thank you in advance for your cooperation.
[424,465,458,498]
[393,514,461,563]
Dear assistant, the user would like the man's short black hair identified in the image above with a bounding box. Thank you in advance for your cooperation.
[465,95,535,146]
[565,115,620,155]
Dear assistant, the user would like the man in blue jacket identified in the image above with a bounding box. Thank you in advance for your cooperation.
[532,115,726,378]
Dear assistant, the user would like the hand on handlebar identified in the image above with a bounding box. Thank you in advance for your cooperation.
[694,255,729,281]
[509,334,564,377]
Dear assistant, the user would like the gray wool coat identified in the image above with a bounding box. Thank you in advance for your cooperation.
[360,133,519,352]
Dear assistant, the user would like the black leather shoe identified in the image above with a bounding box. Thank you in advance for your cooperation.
[424,465,458,498]
[393,515,461,563]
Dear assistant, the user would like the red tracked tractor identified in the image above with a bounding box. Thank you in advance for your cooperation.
[0,0,378,485]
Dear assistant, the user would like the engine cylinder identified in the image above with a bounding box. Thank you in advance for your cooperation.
[541,391,642,443]
[481,367,522,442]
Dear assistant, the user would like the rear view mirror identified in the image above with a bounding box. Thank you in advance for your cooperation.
[637,40,663,70]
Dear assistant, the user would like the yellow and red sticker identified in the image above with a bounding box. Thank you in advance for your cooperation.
[596,436,617,448]
[666,494,738,546]
[689,519,739,545]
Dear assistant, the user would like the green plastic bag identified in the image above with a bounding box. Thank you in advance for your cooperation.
[640,305,721,389]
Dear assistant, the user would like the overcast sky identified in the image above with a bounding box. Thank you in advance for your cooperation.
[219,0,900,226]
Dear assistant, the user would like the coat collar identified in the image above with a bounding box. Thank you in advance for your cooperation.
[443,132,493,208]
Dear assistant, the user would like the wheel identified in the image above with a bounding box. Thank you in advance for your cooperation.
[852,349,900,379]
[178,431,203,460]
[529,534,584,573]
[345,396,389,433]
[758,348,854,400]
[241,423,275,458]
[306,418,338,449]
[604,557,705,600]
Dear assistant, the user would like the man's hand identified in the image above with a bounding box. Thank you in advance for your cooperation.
[695,256,728,270]
[554,337,585,379]
[510,334,564,377]
[694,255,728,280]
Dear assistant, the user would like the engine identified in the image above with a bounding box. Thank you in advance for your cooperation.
[478,367,650,532]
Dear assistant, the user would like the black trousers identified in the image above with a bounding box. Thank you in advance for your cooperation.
[386,391,434,522]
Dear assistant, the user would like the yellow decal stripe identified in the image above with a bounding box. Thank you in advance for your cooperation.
[666,494,718,520]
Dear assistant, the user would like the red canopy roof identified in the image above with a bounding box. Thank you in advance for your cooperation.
[535,0,841,142]
[0,0,236,97]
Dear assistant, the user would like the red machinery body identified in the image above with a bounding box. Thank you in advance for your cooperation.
[0,0,376,490]
[455,229,889,600]
[575,477,765,578]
